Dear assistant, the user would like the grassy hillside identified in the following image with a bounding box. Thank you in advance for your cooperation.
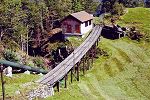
[118,7,150,34]
[46,8,150,100]
[46,38,150,100]
[1,7,150,100]
[0,74,41,99]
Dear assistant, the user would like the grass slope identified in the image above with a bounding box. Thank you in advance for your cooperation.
[118,7,150,34]
[46,8,150,100]
[0,74,41,99]
[1,7,150,100]
[46,38,150,100]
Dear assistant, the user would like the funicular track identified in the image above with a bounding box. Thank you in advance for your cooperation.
[37,25,102,89]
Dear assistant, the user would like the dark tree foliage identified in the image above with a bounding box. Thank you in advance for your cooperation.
[97,0,125,16]
[145,0,150,7]
[0,0,98,53]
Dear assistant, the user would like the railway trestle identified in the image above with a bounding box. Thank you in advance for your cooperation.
[37,25,102,95]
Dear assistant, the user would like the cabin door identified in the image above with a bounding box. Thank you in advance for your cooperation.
[75,25,80,33]
[67,25,72,33]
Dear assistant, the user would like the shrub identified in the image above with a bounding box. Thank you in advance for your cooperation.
[3,40,20,51]
[111,2,125,16]
[3,49,19,62]
[33,57,45,69]
[143,33,150,42]
[127,27,143,41]
[25,59,35,67]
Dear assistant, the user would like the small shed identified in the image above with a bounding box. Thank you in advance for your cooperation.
[61,11,93,36]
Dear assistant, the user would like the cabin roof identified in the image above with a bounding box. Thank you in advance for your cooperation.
[61,11,93,23]
[48,28,62,36]
[70,11,93,22]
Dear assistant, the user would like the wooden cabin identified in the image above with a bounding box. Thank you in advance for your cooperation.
[61,11,93,37]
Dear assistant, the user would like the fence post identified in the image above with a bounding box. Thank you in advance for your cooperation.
[0,65,5,100]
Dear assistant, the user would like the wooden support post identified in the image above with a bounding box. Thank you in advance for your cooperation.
[95,42,97,49]
[71,68,73,83]
[86,53,88,70]
[77,63,79,81]
[97,39,99,45]
[98,36,100,41]
[0,65,5,100]
[87,55,90,70]
[93,43,97,58]
[91,49,94,66]
[75,64,77,74]
[64,74,67,88]
[97,37,99,41]
[79,61,82,71]
[83,58,85,75]
[56,82,60,92]
[96,40,99,46]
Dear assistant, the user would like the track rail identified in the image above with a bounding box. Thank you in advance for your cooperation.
[37,25,102,86]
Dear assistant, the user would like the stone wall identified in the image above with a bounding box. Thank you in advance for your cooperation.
[27,84,54,100]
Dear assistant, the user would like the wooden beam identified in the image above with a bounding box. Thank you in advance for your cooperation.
[96,39,99,46]
[85,53,88,70]
[93,43,97,58]
[91,48,94,66]
[98,36,100,41]
[64,74,67,88]
[77,63,79,81]
[71,68,73,83]
[82,57,85,75]
[79,60,82,71]
[87,56,90,70]
[56,82,60,92]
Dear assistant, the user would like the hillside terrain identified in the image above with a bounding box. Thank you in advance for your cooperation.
[45,7,150,100]
[46,38,150,100]
[1,7,150,100]
[118,7,150,34]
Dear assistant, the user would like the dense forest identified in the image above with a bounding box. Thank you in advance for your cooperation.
[0,0,98,52]
[0,0,100,70]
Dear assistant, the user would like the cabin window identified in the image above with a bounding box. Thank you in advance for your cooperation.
[85,21,88,27]
[89,20,91,25]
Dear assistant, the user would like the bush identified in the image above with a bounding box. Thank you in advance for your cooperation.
[127,27,143,41]
[3,49,19,62]
[143,33,150,42]
[25,58,35,67]
[111,2,125,16]
[33,57,45,69]
[2,40,20,51]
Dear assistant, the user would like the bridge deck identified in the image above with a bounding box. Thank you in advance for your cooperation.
[37,25,102,85]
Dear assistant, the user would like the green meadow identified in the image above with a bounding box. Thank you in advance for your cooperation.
[118,7,150,34]
[46,37,150,100]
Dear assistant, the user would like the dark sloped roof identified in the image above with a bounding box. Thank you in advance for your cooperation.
[71,11,93,22]
[48,28,62,36]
